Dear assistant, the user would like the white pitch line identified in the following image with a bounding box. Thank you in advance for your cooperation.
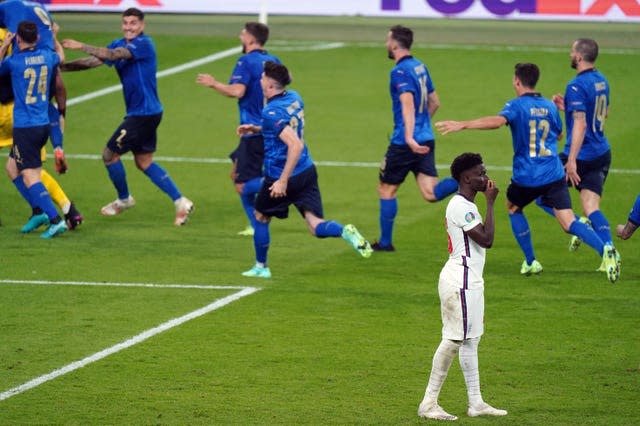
[59,153,640,175]
[0,280,262,402]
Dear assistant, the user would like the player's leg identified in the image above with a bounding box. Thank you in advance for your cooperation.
[102,146,135,215]
[242,181,274,278]
[419,280,464,420]
[507,183,544,275]
[414,143,458,203]
[102,120,134,214]
[459,337,507,417]
[7,156,48,231]
[555,208,618,282]
[581,189,612,245]
[296,166,372,258]
[22,167,67,238]
[374,146,406,251]
[233,135,264,236]
[418,338,461,420]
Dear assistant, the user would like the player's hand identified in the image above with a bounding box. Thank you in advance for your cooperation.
[483,179,499,203]
[564,160,580,186]
[61,39,83,50]
[269,179,287,198]
[552,94,565,111]
[237,124,258,136]
[407,139,430,155]
[1,31,14,48]
[196,73,216,88]
[434,120,463,135]
[54,147,68,174]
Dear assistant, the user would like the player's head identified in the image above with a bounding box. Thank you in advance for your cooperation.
[571,38,598,68]
[122,7,145,41]
[387,25,413,59]
[17,20,38,45]
[243,22,269,48]
[450,152,487,191]
[261,61,291,94]
[513,63,539,90]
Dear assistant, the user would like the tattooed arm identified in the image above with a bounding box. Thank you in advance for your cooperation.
[60,38,132,71]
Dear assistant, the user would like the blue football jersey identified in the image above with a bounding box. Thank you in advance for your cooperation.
[261,90,313,179]
[0,46,59,127]
[104,33,162,116]
[563,69,610,160]
[229,49,281,127]
[389,55,436,146]
[0,0,55,51]
[499,93,565,187]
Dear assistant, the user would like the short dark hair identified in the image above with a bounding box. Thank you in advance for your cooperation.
[17,20,37,44]
[389,25,413,50]
[245,22,269,46]
[264,61,291,88]
[575,38,599,63]
[514,63,540,89]
[123,7,144,20]
[450,152,483,183]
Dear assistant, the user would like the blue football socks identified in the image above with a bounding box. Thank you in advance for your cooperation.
[509,212,535,264]
[379,198,398,247]
[569,219,605,255]
[144,162,181,201]
[434,178,458,201]
[253,220,270,264]
[27,182,59,222]
[240,177,262,228]
[315,220,343,238]
[13,176,35,208]
[106,160,130,200]
[588,210,612,246]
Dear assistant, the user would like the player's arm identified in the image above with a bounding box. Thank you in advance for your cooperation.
[565,110,586,186]
[196,74,246,99]
[62,38,132,62]
[400,92,429,154]
[435,116,507,135]
[270,125,303,198]
[427,90,440,118]
[465,180,498,248]
[0,31,14,61]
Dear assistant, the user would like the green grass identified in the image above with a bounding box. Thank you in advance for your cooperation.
[0,14,639,425]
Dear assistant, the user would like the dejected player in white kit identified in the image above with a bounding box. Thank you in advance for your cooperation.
[418,152,507,421]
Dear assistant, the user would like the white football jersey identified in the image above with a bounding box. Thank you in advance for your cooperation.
[440,194,486,290]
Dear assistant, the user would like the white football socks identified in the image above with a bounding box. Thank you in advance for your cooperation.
[459,336,483,407]
[422,339,461,403]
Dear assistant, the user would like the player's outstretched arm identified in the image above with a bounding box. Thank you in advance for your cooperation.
[435,116,507,135]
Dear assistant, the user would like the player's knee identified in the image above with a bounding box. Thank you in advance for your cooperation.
[102,148,116,165]
[234,183,244,194]
[254,211,269,224]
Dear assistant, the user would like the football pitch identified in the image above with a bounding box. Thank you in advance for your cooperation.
[0,13,639,424]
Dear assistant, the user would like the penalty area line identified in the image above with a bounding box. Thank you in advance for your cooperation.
[0,280,261,402]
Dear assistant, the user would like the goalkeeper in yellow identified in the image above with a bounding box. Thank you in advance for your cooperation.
[0,26,83,231]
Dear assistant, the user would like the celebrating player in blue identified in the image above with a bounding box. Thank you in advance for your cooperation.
[549,38,617,258]
[0,21,67,238]
[60,8,193,226]
[374,25,458,252]
[196,22,280,237]
[0,0,83,231]
[435,63,619,283]
[236,61,373,278]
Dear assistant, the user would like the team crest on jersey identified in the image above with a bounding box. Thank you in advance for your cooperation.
[465,212,475,223]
